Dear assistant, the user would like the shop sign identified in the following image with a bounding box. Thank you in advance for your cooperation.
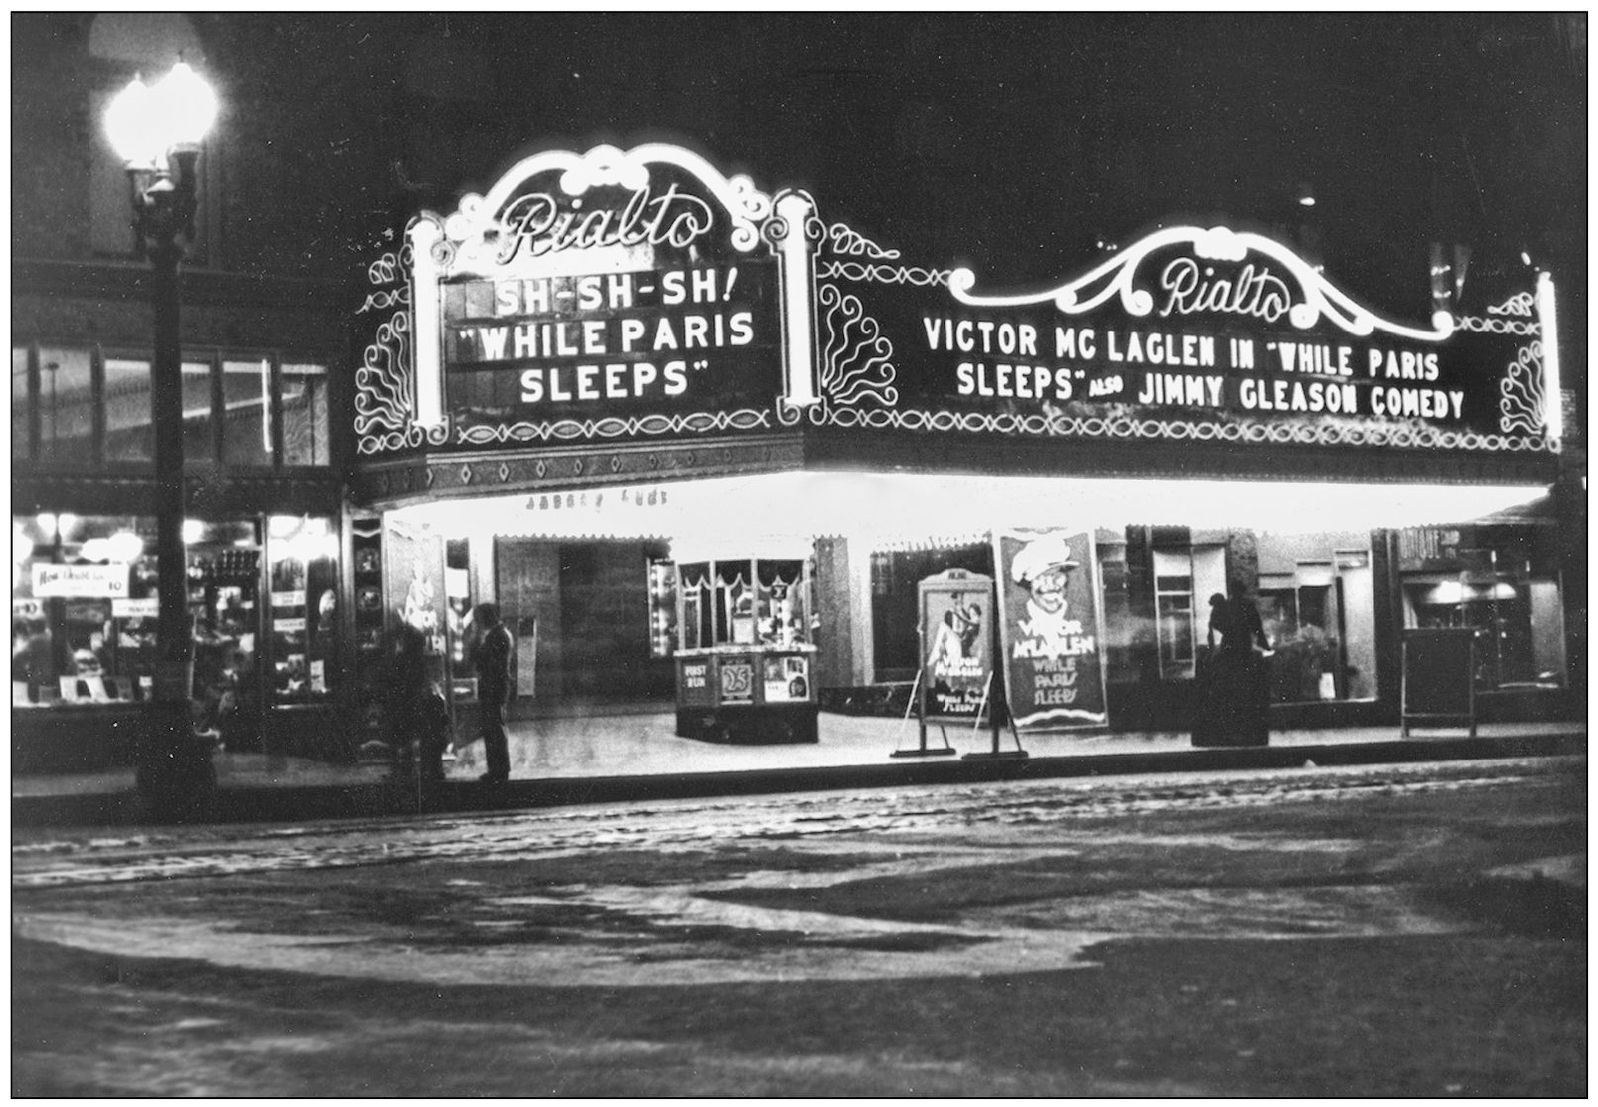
[12,598,45,621]
[111,597,159,619]
[918,571,994,721]
[993,530,1108,731]
[32,562,129,599]
[1397,527,1463,569]
[678,659,715,707]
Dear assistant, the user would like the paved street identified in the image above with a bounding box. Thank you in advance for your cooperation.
[12,757,1587,1096]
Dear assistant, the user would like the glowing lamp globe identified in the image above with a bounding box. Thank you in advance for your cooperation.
[151,61,217,150]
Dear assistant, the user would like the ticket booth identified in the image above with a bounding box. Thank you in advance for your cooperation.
[672,556,818,743]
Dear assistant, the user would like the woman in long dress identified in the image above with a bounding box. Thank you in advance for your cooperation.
[1192,588,1272,746]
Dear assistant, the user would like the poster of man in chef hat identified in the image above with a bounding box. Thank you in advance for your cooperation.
[994,529,1108,730]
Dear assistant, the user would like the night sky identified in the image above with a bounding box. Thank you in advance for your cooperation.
[14,13,1588,322]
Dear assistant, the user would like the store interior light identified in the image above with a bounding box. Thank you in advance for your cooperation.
[107,530,145,562]
[182,518,206,545]
[79,538,111,562]
[13,523,35,565]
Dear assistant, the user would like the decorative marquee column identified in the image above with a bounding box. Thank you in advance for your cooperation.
[772,191,820,409]
[408,217,446,429]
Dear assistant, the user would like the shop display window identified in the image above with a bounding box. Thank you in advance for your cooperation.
[11,513,158,707]
[1256,533,1376,703]
[1402,573,1565,690]
[187,520,262,744]
[266,515,339,703]
[677,559,813,652]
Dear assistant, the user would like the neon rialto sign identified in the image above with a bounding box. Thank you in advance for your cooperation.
[492,182,716,263]
[950,225,1456,343]
[1157,257,1292,324]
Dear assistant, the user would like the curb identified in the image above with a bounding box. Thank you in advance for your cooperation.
[11,731,1586,830]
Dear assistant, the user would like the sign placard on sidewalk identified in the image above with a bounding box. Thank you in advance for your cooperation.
[993,529,1108,731]
[919,570,994,722]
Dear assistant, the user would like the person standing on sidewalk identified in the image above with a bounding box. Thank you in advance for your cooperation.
[472,603,514,784]
[383,623,428,780]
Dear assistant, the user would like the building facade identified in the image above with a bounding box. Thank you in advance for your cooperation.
[347,143,1582,755]
[11,17,1585,774]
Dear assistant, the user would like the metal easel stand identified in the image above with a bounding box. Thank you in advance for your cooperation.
[890,668,958,758]
[961,671,1028,761]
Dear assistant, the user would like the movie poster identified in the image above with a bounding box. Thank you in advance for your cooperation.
[993,530,1107,730]
[919,574,993,720]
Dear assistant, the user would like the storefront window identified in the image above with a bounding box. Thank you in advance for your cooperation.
[182,359,217,463]
[281,363,330,466]
[1256,532,1376,702]
[103,356,154,462]
[1153,547,1225,680]
[1402,556,1565,690]
[187,520,262,743]
[14,345,334,472]
[266,515,339,703]
[221,359,274,466]
[12,513,158,707]
[38,347,94,466]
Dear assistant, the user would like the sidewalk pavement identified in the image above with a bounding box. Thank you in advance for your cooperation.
[11,711,1587,829]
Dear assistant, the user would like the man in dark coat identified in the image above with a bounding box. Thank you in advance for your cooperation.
[472,602,514,783]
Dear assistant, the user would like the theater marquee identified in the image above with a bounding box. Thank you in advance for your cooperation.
[355,143,1561,459]
[812,223,1559,453]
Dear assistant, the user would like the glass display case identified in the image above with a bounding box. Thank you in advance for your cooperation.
[672,556,818,743]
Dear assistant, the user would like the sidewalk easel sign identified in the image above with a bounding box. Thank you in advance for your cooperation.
[893,570,992,759]
[993,529,1108,733]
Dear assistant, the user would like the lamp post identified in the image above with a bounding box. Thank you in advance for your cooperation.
[105,61,218,820]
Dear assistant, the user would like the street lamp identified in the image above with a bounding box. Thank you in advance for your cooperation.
[105,60,218,819]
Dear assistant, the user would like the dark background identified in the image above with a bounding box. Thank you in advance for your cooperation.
[13,13,1585,307]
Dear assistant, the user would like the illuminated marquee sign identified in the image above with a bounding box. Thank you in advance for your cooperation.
[355,146,1559,458]
[441,259,781,424]
[353,144,820,455]
[816,224,1558,453]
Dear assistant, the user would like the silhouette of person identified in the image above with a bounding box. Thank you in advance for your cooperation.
[1193,585,1272,747]
[472,603,514,784]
